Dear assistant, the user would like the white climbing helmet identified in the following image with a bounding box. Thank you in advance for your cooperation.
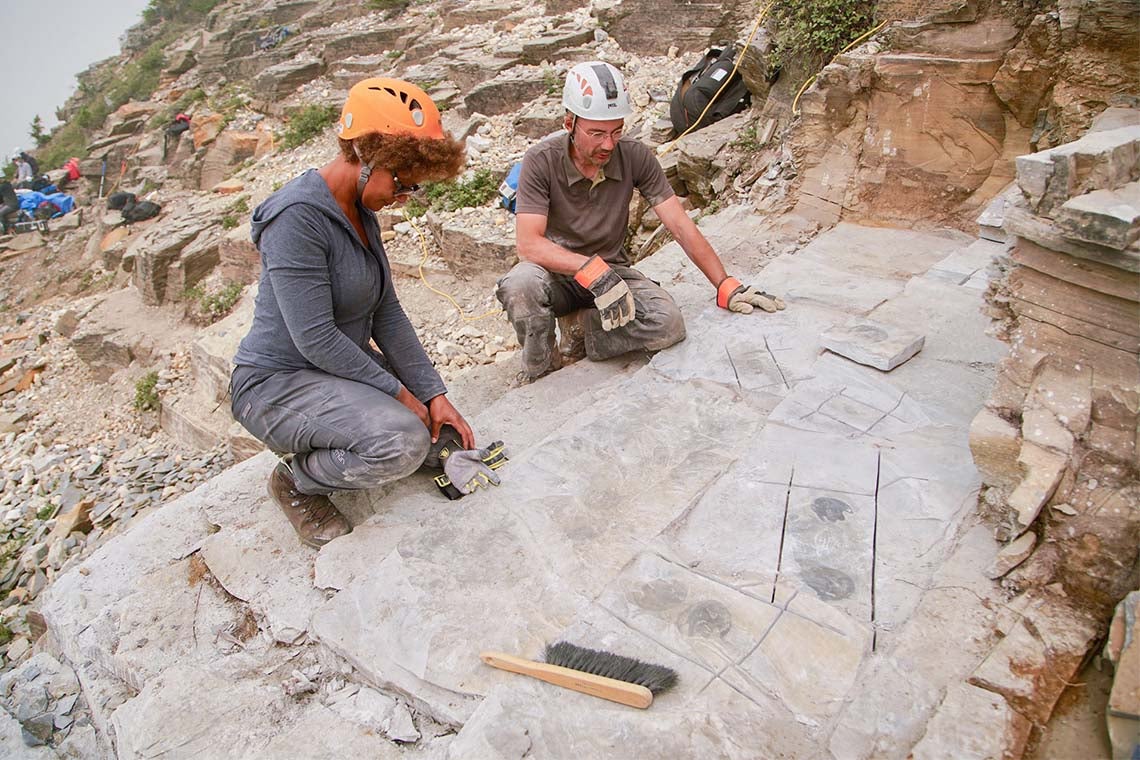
[562,61,633,120]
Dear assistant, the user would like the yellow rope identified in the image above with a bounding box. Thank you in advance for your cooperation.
[657,1,774,157]
[791,20,888,117]
[403,208,503,322]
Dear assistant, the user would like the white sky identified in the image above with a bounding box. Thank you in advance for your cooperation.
[0,0,151,158]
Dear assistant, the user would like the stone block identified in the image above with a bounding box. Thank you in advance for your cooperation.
[1007,441,1068,531]
[1106,592,1140,760]
[1011,237,1140,302]
[463,68,549,116]
[910,683,1032,760]
[1055,180,1140,250]
[513,100,563,139]
[254,56,325,100]
[1015,125,1140,217]
[820,317,925,371]
[593,0,744,54]
[1008,266,1139,353]
[968,595,1100,724]
[199,131,262,191]
[168,231,221,297]
[519,26,594,64]
[1005,200,1140,274]
[192,286,255,403]
[736,30,777,102]
[1021,406,1073,454]
[1027,361,1093,434]
[976,182,1020,241]
[427,211,517,278]
[446,53,521,92]
[191,113,225,150]
[219,222,260,284]
[674,112,747,205]
[969,408,1023,489]
[227,421,263,463]
[314,25,412,64]
[985,531,1036,579]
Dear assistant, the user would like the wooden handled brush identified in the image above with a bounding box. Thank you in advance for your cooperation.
[480,641,678,709]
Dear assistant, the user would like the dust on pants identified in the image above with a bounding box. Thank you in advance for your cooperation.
[496,261,686,379]
[230,365,431,495]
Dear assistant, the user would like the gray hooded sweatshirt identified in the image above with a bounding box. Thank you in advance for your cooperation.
[233,169,445,401]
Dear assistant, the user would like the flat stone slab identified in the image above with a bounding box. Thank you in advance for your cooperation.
[35,217,1021,759]
[1055,180,1140,250]
[821,317,926,371]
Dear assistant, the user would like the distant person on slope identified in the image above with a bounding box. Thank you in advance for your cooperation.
[12,151,33,186]
[162,113,192,160]
[496,61,785,384]
[230,78,487,548]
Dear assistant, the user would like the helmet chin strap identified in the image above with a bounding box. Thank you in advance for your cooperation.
[352,143,373,199]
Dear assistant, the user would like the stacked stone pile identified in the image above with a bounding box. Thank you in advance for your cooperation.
[968,111,1139,757]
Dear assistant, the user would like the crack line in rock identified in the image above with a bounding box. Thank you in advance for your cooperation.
[771,466,794,605]
[871,449,882,652]
[797,386,848,420]
[861,391,909,437]
[724,345,742,391]
[763,335,790,389]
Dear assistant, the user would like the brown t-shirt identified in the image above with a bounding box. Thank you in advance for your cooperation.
[515,132,675,266]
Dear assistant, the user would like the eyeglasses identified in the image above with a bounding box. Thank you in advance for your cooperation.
[392,173,420,196]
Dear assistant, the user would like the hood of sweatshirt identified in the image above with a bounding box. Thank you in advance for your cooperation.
[250,169,353,246]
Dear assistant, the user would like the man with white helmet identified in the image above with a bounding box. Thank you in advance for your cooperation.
[496,61,784,382]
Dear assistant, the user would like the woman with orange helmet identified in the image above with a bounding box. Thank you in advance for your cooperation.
[230,78,481,548]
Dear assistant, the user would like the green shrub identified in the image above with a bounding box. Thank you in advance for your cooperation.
[134,371,160,412]
[416,169,499,215]
[769,0,876,71]
[107,42,166,109]
[543,67,560,97]
[369,0,410,8]
[221,215,239,230]
[231,195,250,215]
[280,105,339,149]
[186,281,244,323]
[37,121,88,171]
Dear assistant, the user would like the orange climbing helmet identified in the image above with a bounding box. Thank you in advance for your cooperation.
[337,78,444,140]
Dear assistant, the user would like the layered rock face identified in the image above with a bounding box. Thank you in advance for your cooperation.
[968,110,1140,755]
[786,0,1140,227]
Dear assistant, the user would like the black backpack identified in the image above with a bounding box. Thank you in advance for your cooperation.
[107,191,137,210]
[122,200,162,223]
[669,46,752,136]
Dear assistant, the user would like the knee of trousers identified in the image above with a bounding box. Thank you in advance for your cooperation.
[496,262,554,317]
[629,297,686,352]
[355,418,432,486]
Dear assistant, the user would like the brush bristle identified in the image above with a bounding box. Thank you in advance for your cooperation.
[543,641,678,695]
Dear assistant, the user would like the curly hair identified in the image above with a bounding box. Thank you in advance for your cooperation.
[338,132,466,182]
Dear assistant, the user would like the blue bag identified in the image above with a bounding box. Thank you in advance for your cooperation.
[499,162,522,214]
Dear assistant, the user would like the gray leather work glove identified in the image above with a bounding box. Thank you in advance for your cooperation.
[574,255,635,331]
[442,442,505,495]
[716,276,786,314]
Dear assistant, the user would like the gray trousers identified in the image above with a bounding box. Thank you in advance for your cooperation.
[496,261,686,379]
[230,364,430,495]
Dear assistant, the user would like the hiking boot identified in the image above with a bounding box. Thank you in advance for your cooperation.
[558,311,586,365]
[267,462,351,548]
